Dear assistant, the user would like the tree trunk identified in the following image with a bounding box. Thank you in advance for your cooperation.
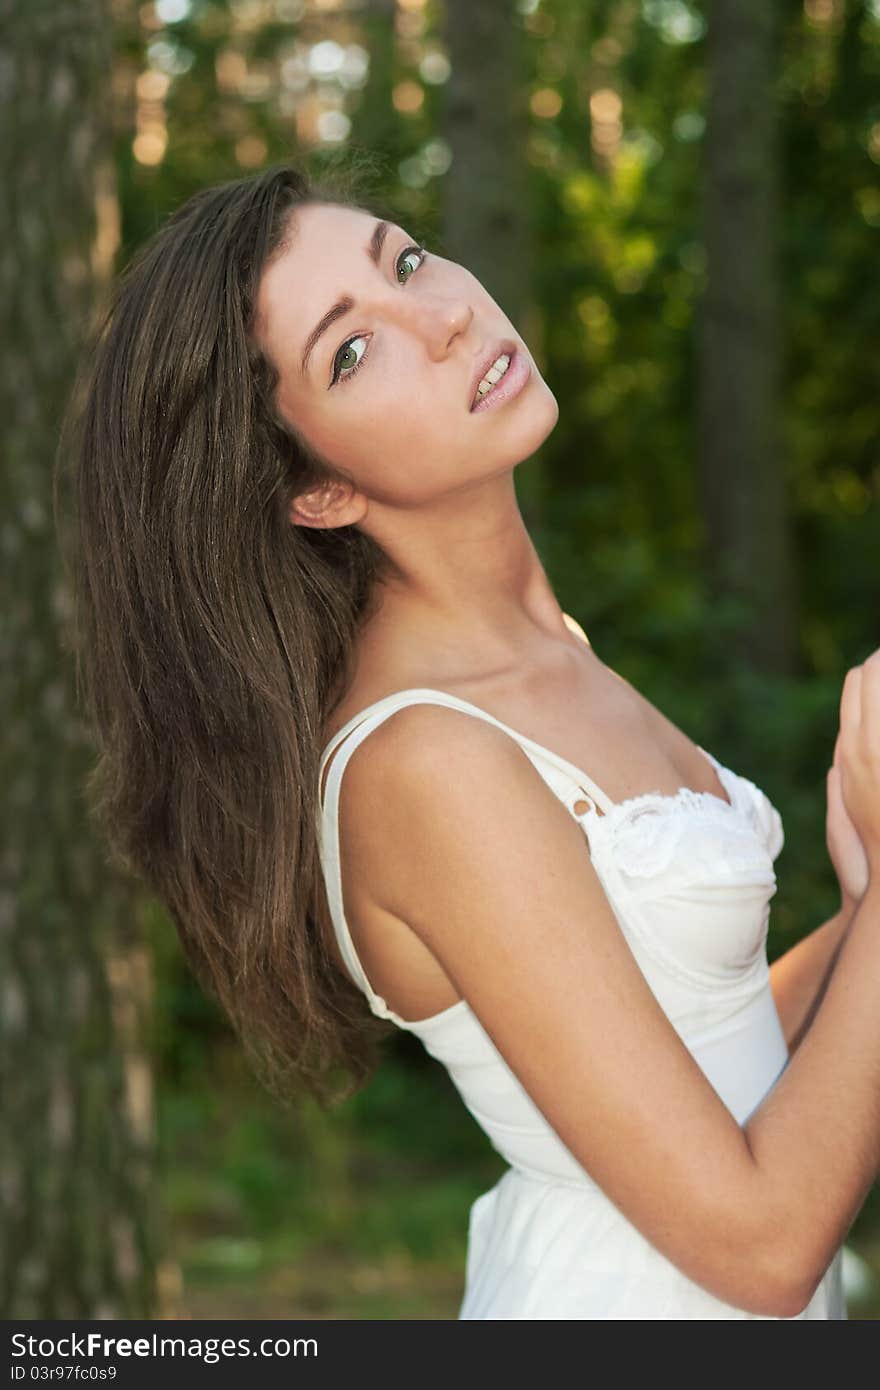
[441,0,532,335]
[698,0,798,675]
[357,0,399,164]
[0,0,160,1316]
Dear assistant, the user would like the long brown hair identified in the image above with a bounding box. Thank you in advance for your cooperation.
[55,156,408,1109]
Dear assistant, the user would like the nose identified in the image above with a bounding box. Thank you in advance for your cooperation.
[393,288,474,360]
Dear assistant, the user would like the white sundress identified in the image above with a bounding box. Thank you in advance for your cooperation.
[316,686,847,1319]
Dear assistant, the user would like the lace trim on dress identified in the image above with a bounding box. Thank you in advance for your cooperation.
[577,766,783,881]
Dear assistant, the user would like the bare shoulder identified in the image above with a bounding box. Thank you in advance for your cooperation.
[335,700,538,888]
[338,697,530,796]
[335,696,566,929]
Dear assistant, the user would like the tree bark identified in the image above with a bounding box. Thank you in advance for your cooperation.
[440,0,532,335]
[357,0,399,165]
[0,0,159,1316]
[698,0,798,674]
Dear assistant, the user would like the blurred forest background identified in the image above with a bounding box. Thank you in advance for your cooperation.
[4,0,879,1318]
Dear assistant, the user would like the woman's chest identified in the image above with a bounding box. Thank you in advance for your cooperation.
[582,773,784,988]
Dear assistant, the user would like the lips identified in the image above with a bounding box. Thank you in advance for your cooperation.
[468,338,518,411]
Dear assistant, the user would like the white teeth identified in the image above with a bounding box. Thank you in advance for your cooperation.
[474,353,511,403]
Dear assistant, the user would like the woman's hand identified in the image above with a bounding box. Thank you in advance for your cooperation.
[833,650,880,905]
[826,732,869,914]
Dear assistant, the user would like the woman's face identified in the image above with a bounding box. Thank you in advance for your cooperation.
[253,201,558,516]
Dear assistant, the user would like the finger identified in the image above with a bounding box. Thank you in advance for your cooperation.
[861,649,880,752]
[840,664,862,739]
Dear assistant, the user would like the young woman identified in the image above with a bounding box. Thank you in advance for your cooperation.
[62,160,880,1320]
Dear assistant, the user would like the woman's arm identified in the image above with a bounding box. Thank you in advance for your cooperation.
[769,906,853,1054]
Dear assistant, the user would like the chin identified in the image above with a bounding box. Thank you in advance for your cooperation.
[534,380,561,434]
[510,391,560,462]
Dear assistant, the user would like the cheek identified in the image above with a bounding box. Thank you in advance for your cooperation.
[287,396,438,504]
[356,387,449,441]
[325,385,457,471]
[348,415,454,504]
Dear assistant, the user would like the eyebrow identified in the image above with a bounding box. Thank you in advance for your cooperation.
[300,219,391,378]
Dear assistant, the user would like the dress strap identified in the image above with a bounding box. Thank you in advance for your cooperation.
[318,687,615,817]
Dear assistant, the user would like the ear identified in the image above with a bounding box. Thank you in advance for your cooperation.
[288,479,368,530]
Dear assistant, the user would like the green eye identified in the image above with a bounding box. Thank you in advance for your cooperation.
[332,335,368,385]
[396,244,426,281]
